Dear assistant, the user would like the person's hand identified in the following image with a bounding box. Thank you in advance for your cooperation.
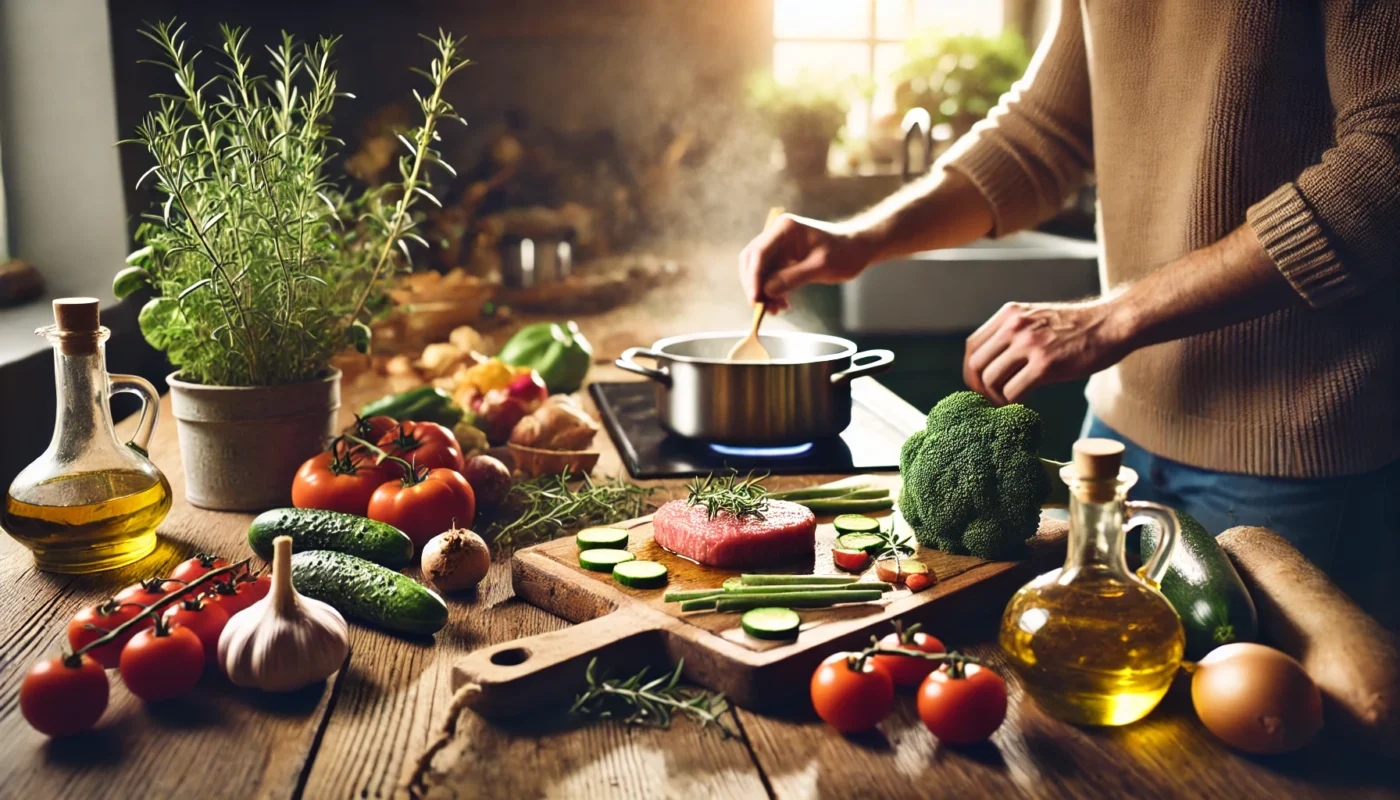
[738,215,875,312]
[963,297,1138,405]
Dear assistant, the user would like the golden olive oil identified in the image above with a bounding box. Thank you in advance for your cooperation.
[1000,564,1184,726]
[3,469,171,573]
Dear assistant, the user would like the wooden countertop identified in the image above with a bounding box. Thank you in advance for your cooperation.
[1,281,1394,799]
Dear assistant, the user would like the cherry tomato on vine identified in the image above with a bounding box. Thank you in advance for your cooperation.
[346,414,398,444]
[20,654,109,737]
[872,627,946,687]
[917,661,1007,745]
[368,465,476,549]
[377,421,464,472]
[169,553,233,584]
[206,575,253,618]
[163,596,230,664]
[292,447,390,516]
[119,621,204,702]
[115,577,185,608]
[810,651,894,734]
[67,599,153,669]
[236,573,272,607]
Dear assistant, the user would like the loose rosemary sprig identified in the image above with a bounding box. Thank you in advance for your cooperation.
[686,470,770,520]
[485,469,656,551]
[570,658,737,738]
[874,515,916,562]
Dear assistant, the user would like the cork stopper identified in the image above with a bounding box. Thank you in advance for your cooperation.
[53,297,101,355]
[1065,438,1127,502]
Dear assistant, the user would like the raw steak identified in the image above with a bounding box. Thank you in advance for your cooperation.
[652,499,817,568]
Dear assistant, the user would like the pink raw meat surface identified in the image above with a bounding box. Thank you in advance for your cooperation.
[651,499,817,568]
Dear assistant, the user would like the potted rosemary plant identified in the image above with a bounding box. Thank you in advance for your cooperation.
[748,71,853,178]
[114,22,470,510]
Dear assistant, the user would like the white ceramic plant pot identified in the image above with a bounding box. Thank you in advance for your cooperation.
[167,369,341,511]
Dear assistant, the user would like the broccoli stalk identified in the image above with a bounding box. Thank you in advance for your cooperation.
[899,392,1069,560]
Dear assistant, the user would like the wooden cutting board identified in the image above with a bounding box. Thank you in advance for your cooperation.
[453,475,1068,718]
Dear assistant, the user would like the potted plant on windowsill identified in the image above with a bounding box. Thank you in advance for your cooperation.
[748,71,854,179]
[113,22,471,510]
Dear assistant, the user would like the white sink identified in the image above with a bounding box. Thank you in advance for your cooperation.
[841,231,1100,333]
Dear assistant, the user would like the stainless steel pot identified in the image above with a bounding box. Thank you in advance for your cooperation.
[616,331,894,446]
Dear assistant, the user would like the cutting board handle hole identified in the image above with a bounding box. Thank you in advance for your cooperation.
[490,647,531,666]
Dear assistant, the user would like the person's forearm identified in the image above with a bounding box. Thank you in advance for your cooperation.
[839,169,994,263]
[1109,224,1303,350]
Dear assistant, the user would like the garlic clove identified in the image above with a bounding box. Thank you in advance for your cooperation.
[219,536,350,692]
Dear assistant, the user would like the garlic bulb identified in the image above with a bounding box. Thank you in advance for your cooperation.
[218,536,350,692]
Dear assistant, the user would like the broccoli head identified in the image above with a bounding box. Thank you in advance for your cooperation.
[899,391,1066,560]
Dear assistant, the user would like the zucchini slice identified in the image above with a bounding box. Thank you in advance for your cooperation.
[835,533,885,554]
[579,548,635,572]
[833,514,880,535]
[613,560,668,589]
[577,527,629,551]
[740,607,801,640]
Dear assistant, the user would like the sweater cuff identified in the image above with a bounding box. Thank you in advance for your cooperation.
[1246,183,1359,308]
[939,134,1040,238]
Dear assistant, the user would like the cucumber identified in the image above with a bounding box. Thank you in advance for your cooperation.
[833,514,880,535]
[249,508,414,568]
[741,607,800,640]
[289,550,448,636]
[835,533,884,554]
[613,560,668,589]
[579,548,634,572]
[577,527,629,551]
[1139,511,1259,660]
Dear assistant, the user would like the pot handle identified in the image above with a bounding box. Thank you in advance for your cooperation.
[616,347,671,386]
[831,349,895,384]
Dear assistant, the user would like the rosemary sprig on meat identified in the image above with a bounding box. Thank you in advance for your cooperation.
[570,658,737,738]
[485,469,656,551]
[685,470,770,520]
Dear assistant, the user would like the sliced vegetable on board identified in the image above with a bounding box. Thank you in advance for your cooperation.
[741,607,801,641]
[290,550,449,637]
[832,548,872,572]
[576,527,629,551]
[1218,526,1399,757]
[579,548,635,573]
[612,560,668,589]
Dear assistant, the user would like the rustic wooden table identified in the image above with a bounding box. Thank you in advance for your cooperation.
[2,281,1395,799]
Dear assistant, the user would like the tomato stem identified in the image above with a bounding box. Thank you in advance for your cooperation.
[851,643,986,676]
[70,559,251,659]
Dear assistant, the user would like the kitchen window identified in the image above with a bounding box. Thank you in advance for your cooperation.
[772,0,1004,138]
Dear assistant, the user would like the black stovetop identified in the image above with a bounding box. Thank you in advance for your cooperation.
[590,382,918,479]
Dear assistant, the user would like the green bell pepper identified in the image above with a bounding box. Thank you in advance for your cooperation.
[358,386,464,427]
[496,320,594,394]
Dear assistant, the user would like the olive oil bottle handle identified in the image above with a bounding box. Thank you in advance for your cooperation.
[109,374,160,456]
[1127,501,1181,588]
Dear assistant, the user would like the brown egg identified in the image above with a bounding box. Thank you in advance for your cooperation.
[1191,642,1323,754]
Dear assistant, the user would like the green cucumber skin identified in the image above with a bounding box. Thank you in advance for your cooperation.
[249,509,414,568]
[290,550,448,636]
[1140,512,1258,660]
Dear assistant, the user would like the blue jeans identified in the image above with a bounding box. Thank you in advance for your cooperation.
[1082,415,1399,628]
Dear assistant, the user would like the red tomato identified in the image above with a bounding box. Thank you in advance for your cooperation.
[67,599,153,669]
[810,651,894,734]
[236,574,272,607]
[20,654,109,737]
[206,576,252,618]
[368,466,476,549]
[377,421,464,472]
[169,553,232,584]
[163,597,230,664]
[119,623,204,702]
[292,448,390,516]
[347,415,399,443]
[115,577,186,608]
[873,630,947,687]
[917,662,1008,745]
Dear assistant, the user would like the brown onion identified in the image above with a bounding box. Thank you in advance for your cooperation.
[1191,642,1323,754]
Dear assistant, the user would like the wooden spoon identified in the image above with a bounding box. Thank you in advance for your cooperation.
[727,207,786,361]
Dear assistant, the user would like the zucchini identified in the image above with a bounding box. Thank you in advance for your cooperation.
[835,533,884,554]
[741,607,800,640]
[612,560,668,589]
[833,514,880,534]
[1139,511,1258,660]
[289,550,448,636]
[576,527,629,551]
[249,508,414,568]
[579,548,634,572]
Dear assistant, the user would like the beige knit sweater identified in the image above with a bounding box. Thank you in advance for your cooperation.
[942,0,1400,477]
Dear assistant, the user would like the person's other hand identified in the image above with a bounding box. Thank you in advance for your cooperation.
[963,298,1137,405]
[738,215,875,312]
